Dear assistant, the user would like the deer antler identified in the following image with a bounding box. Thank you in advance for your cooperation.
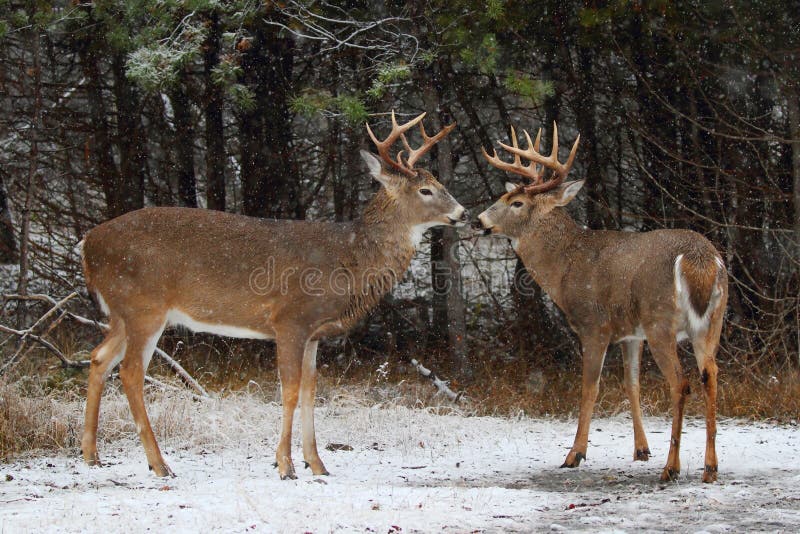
[482,122,580,194]
[366,111,456,177]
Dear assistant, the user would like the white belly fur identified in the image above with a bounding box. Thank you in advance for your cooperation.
[165,309,272,340]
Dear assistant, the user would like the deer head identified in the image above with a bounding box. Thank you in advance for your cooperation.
[361,111,466,232]
[477,122,582,240]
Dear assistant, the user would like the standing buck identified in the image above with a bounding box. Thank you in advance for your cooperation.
[477,123,727,482]
[80,111,466,479]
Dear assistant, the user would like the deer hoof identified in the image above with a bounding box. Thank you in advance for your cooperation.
[702,465,718,483]
[149,462,176,478]
[660,466,680,481]
[83,451,103,467]
[304,459,330,476]
[634,448,651,461]
[278,461,297,480]
[560,451,585,468]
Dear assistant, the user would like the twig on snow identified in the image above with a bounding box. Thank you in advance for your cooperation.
[410,358,467,403]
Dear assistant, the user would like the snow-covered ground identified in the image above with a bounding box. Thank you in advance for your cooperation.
[1,391,799,532]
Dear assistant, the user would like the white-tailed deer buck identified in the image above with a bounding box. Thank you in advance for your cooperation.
[80,111,466,479]
[478,123,727,482]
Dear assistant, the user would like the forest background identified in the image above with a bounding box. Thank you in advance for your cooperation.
[1,1,798,454]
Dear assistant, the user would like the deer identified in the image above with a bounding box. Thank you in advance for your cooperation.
[477,123,727,482]
[79,111,467,479]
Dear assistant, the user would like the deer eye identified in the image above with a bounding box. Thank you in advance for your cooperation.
[511,201,524,208]
[419,188,433,196]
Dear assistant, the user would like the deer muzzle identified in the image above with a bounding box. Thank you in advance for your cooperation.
[446,206,469,227]
[475,211,495,235]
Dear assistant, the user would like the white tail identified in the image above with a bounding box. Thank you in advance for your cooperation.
[80,111,465,479]
[479,123,727,483]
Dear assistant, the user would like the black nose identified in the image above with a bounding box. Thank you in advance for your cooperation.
[460,210,469,222]
[470,219,484,231]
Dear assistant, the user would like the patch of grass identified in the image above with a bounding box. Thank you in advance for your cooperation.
[2,333,797,462]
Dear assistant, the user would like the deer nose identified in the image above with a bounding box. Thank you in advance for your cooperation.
[459,210,469,222]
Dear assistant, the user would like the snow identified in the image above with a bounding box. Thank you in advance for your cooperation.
[1,391,799,532]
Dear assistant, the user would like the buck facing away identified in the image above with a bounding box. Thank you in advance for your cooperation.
[477,124,727,482]
[80,112,466,479]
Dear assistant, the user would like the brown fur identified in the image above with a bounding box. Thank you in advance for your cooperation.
[80,154,465,479]
[479,179,727,483]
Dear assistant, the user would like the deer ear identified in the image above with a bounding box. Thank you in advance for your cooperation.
[552,180,585,206]
[360,150,397,189]
[505,181,518,193]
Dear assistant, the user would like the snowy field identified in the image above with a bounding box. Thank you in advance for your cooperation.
[1,391,799,533]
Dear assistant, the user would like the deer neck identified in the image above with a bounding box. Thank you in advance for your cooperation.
[514,208,582,308]
[334,189,420,328]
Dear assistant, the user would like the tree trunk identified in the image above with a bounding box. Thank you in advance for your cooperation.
[788,91,800,266]
[16,14,42,300]
[204,11,226,211]
[0,174,15,263]
[110,52,145,215]
[422,63,468,373]
[171,74,198,208]
[238,20,296,219]
[573,44,610,229]
[76,23,121,220]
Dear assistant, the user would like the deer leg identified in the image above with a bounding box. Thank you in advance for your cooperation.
[646,332,686,481]
[622,340,650,461]
[693,323,722,483]
[275,334,305,480]
[562,337,608,468]
[118,317,173,477]
[300,339,328,476]
[81,319,126,467]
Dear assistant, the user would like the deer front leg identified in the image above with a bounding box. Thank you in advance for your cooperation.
[622,340,650,461]
[119,319,173,477]
[300,339,328,476]
[275,334,306,480]
[562,336,608,468]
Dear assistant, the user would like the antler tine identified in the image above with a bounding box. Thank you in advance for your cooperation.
[365,111,426,177]
[564,134,581,173]
[404,121,457,170]
[366,110,454,176]
[510,125,522,167]
[486,122,580,194]
[481,126,541,183]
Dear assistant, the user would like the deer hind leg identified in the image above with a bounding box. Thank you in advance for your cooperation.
[118,315,173,477]
[81,318,126,466]
[562,336,608,468]
[645,329,687,481]
[300,339,328,476]
[692,314,722,483]
[622,340,650,461]
[275,333,307,480]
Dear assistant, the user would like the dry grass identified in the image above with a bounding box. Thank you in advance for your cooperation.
[456,351,800,422]
[1,339,798,462]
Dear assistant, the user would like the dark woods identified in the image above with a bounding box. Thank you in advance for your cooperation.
[1,1,797,376]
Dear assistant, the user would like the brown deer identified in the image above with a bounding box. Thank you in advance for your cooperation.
[80,111,466,479]
[477,123,727,482]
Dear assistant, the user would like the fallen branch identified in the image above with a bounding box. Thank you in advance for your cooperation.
[1,293,210,398]
[410,358,466,403]
[0,323,90,373]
